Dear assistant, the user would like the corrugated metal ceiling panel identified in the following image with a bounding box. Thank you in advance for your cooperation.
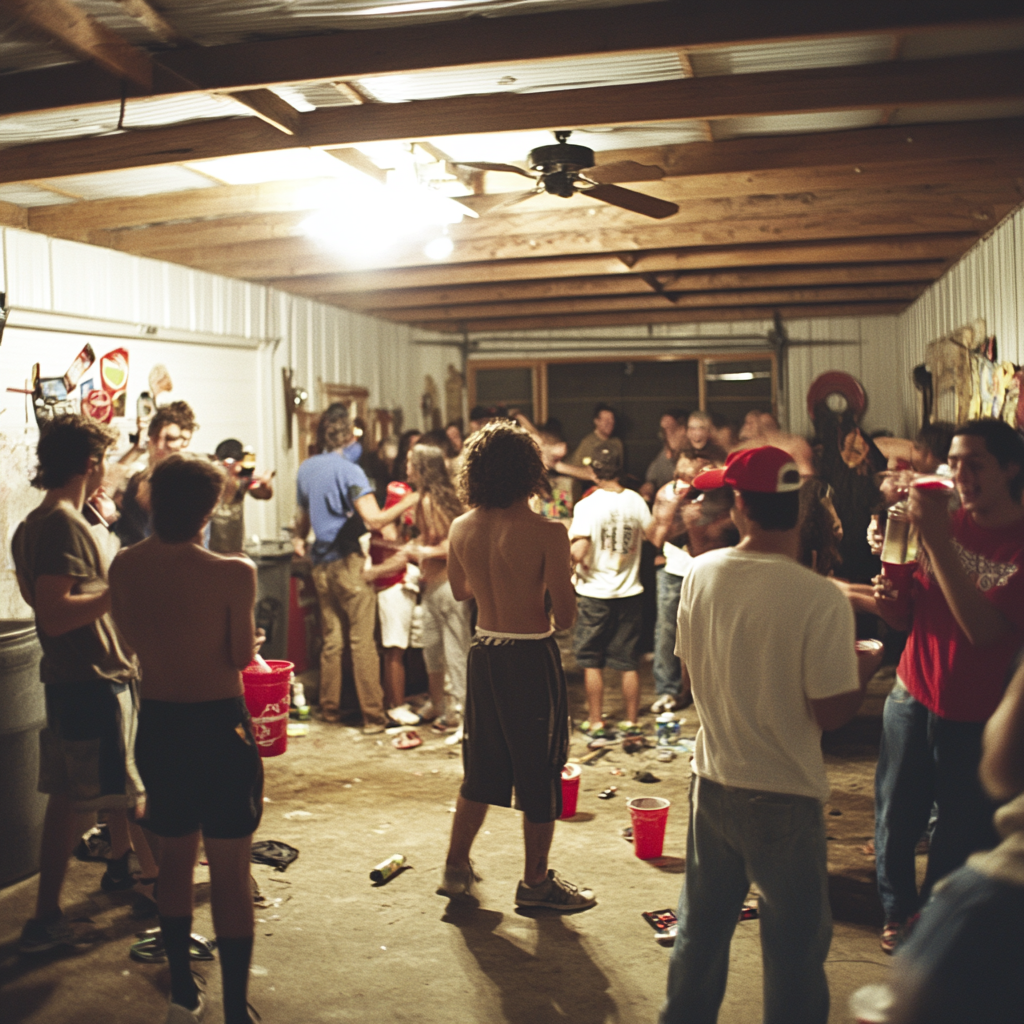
[689,35,895,77]
[271,82,363,112]
[0,94,247,149]
[44,166,218,200]
[712,110,883,141]
[355,51,687,103]
[0,184,76,208]
[133,0,651,45]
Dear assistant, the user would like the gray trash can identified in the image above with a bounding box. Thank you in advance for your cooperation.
[0,620,47,888]
[245,540,293,662]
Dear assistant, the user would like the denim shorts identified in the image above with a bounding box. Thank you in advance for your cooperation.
[572,593,643,671]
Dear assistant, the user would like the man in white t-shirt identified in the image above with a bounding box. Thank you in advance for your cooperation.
[570,445,652,735]
[660,446,865,1024]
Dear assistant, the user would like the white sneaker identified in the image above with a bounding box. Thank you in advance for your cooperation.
[445,723,464,746]
[387,704,421,726]
[437,861,481,897]
[165,991,206,1023]
[651,695,677,714]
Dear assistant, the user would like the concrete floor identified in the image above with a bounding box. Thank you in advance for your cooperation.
[0,658,902,1024]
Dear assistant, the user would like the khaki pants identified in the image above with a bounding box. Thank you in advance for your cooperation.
[312,554,385,727]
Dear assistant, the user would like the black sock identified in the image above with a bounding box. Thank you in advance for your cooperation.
[159,915,198,1010]
[105,849,132,881]
[217,935,254,1024]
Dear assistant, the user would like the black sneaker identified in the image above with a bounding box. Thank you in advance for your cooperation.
[514,870,596,912]
[19,914,76,954]
[101,851,137,892]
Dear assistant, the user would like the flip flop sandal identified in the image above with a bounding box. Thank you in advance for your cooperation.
[392,730,423,750]
[129,931,217,963]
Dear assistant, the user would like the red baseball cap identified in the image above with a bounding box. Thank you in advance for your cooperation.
[692,446,802,493]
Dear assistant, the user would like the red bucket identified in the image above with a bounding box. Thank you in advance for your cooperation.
[243,660,293,757]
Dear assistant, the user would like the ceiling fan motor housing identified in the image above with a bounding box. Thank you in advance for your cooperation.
[529,141,595,197]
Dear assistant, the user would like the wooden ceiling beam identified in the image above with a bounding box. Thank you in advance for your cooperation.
[92,179,1020,260]
[1,1,1020,118]
[2,53,1022,185]
[0,0,154,89]
[407,302,911,333]
[365,284,924,321]
[336,262,946,310]
[266,235,975,293]
[26,117,1024,237]
[151,203,1014,280]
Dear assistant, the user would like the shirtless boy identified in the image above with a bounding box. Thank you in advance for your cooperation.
[439,421,596,911]
[110,454,262,1024]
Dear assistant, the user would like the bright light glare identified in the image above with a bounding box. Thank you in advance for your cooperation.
[425,235,454,260]
[346,0,467,15]
[185,149,358,185]
[301,182,469,258]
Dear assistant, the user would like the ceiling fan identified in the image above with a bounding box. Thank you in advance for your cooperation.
[452,131,679,220]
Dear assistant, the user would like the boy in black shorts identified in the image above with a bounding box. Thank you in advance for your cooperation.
[110,454,263,1024]
[441,421,596,911]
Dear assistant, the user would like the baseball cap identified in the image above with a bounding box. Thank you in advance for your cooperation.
[692,446,801,493]
[588,445,622,476]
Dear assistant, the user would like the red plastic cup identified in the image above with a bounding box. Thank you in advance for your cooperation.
[560,763,581,819]
[881,560,915,595]
[628,796,671,859]
[912,476,955,492]
[243,659,294,757]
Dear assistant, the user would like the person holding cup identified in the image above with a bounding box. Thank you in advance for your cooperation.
[869,418,1024,954]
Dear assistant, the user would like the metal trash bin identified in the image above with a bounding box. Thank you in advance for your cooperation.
[0,620,46,888]
[245,539,293,662]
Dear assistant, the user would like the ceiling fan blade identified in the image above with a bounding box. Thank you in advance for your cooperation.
[582,183,678,220]
[453,189,540,215]
[454,161,535,179]
[585,161,666,184]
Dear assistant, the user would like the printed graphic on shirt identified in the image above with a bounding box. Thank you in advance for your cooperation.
[919,542,1019,592]
[597,511,642,569]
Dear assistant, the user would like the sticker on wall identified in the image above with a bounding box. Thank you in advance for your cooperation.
[31,362,77,426]
[82,388,113,423]
[99,347,129,417]
[63,344,95,393]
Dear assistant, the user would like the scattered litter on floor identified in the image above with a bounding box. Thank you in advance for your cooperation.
[634,770,661,783]
[656,749,675,762]
[283,810,313,820]
[251,840,299,872]
[599,787,617,800]
[829,808,843,816]
[621,826,633,842]
[609,767,625,776]
[286,722,310,737]
[250,965,269,977]
[642,909,677,936]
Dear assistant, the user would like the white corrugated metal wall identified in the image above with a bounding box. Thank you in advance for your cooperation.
[0,227,461,618]
[896,206,1024,436]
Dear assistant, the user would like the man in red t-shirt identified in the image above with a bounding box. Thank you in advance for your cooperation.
[871,418,1024,954]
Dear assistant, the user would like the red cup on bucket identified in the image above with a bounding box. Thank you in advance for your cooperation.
[561,763,581,819]
[243,660,294,757]
[628,796,671,859]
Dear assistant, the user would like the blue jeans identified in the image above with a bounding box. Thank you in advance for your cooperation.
[874,681,999,924]
[660,776,831,1024]
[653,568,683,697]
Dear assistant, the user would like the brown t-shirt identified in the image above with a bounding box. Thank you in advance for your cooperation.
[11,503,138,686]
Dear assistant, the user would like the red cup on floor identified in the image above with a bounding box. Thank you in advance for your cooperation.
[560,763,581,819]
[628,796,671,859]
[243,660,294,757]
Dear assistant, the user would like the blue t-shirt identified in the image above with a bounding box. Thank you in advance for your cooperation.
[296,452,373,566]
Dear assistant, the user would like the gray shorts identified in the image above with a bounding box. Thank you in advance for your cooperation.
[572,593,643,672]
[461,634,569,824]
[39,680,144,811]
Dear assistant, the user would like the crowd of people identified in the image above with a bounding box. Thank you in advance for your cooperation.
[10,387,1024,1023]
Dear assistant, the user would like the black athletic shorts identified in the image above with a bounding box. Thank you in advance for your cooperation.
[135,696,264,839]
[572,593,643,671]
[461,634,569,824]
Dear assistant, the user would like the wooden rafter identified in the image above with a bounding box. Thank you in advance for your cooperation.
[264,235,976,294]
[333,263,946,310]
[408,302,911,333]
[0,0,154,88]
[1,0,1021,118]
[364,284,925,322]
[1,53,1022,184]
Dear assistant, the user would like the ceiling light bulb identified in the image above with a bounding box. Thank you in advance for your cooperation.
[425,235,454,260]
